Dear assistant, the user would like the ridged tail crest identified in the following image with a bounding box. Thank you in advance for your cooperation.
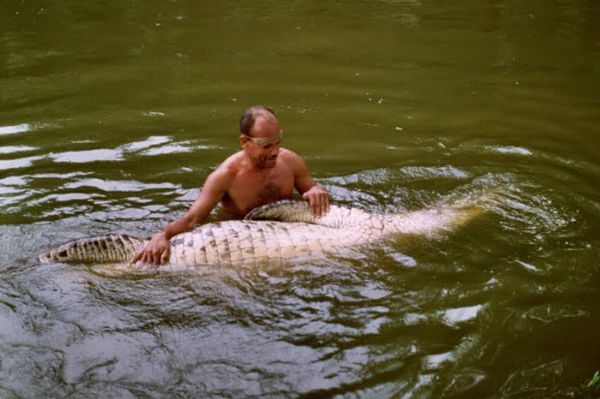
[39,234,146,264]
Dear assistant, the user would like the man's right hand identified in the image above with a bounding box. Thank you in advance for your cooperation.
[130,231,171,265]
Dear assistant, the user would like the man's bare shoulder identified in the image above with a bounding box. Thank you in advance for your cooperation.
[204,151,244,188]
[279,148,304,162]
[214,151,244,175]
[279,148,307,169]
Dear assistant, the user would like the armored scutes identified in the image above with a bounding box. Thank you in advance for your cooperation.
[39,200,480,267]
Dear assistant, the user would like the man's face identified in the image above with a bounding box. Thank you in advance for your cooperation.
[242,115,281,169]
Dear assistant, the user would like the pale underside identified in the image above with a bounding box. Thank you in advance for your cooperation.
[39,201,480,270]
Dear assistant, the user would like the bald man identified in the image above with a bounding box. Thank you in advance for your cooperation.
[131,106,329,265]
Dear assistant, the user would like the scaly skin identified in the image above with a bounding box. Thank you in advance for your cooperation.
[39,200,479,266]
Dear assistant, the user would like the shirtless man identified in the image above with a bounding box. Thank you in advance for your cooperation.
[131,105,329,265]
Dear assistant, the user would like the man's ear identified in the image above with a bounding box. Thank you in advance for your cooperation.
[239,134,246,147]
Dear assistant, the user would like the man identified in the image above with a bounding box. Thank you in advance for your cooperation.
[131,105,329,265]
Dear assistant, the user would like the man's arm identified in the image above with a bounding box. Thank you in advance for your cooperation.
[130,167,233,265]
[288,151,329,217]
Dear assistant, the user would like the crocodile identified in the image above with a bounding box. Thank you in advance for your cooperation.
[39,200,480,268]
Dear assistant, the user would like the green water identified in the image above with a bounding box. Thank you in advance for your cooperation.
[1,1,599,397]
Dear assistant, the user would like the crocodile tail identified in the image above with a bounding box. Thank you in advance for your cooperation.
[384,206,482,237]
[39,234,146,264]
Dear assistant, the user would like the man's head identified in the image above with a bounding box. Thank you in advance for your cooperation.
[239,106,282,169]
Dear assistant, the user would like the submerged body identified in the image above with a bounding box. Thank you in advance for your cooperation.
[39,200,480,267]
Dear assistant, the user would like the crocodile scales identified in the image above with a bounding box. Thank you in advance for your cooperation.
[39,200,480,267]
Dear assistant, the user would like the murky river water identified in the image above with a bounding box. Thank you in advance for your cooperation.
[1,1,599,398]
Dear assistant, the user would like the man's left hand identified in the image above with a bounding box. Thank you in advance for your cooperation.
[302,185,329,217]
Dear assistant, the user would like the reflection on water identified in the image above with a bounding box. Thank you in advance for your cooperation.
[0,123,32,135]
[52,148,124,163]
[0,145,38,154]
[1,0,599,397]
[0,155,46,171]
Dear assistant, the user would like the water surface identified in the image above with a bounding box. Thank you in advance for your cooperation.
[1,1,599,397]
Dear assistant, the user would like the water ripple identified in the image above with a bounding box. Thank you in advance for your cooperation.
[485,145,533,156]
[64,178,177,192]
[0,123,32,136]
[44,136,218,166]
[0,155,46,171]
[0,145,38,154]
[440,304,484,328]
[51,149,123,163]
[119,135,171,152]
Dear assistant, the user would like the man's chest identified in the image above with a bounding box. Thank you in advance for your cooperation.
[233,170,294,197]
[226,169,295,213]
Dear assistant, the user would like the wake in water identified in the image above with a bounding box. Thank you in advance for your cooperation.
[443,172,582,239]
